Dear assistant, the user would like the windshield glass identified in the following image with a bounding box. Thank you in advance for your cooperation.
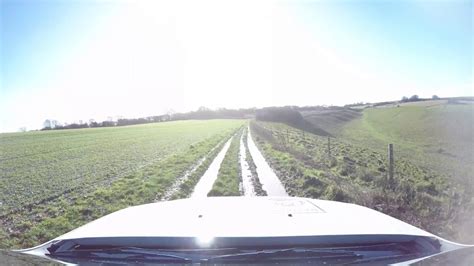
[45,236,441,264]
[1,0,472,265]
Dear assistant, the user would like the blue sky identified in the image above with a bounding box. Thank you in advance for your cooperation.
[296,0,472,86]
[1,1,117,96]
[0,0,472,132]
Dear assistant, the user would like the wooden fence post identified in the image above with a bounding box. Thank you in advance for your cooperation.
[388,144,394,186]
[327,137,331,159]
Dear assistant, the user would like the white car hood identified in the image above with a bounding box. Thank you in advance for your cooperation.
[56,197,432,239]
[19,197,472,265]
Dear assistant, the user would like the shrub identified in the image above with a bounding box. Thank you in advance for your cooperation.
[324,185,348,202]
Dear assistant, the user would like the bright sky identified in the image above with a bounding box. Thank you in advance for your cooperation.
[1,0,472,132]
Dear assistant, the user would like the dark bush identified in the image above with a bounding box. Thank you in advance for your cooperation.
[324,185,348,202]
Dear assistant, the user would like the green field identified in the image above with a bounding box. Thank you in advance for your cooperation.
[337,100,474,243]
[2,101,472,249]
[340,100,474,185]
[0,119,245,248]
[250,119,471,243]
[263,100,474,243]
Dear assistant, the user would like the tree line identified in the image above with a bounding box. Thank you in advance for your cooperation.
[41,108,255,131]
[36,95,471,132]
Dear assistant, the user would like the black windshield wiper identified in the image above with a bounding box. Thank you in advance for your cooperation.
[47,240,438,264]
[49,247,194,263]
[202,248,363,263]
[50,246,362,263]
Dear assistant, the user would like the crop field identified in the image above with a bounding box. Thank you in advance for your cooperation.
[0,120,245,248]
[250,120,473,243]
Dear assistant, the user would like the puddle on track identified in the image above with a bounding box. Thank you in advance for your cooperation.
[191,137,233,198]
[158,157,206,201]
[240,132,255,196]
[157,140,224,201]
[247,128,288,197]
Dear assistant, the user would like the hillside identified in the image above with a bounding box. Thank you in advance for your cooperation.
[340,100,474,185]
[300,107,362,135]
[339,100,474,243]
[273,99,474,243]
[250,120,470,243]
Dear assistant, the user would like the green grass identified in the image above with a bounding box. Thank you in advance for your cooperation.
[208,128,244,196]
[250,120,469,243]
[340,101,474,184]
[242,128,266,196]
[301,107,362,135]
[0,120,245,215]
[170,138,229,200]
[0,119,245,248]
[337,101,474,243]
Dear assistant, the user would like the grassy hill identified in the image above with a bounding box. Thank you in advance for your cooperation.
[336,100,473,242]
[339,101,474,242]
[340,100,474,186]
[262,99,473,243]
[300,107,362,135]
[251,118,472,244]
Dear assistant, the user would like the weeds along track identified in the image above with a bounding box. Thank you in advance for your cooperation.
[242,128,266,196]
[157,135,232,201]
[208,128,244,196]
[239,128,255,196]
[191,125,269,197]
[246,126,288,197]
[172,136,232,199]
[239,128,257,196]
[249,120,470,243]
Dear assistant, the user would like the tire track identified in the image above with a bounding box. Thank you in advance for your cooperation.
[156,139,224,201]
[240,129,256,196]
[191,137,234,198]
[247,127,288,197]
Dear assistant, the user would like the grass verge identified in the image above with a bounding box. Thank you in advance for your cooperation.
[242,128,266,196]
[208,129,244,196]
[250,120,469,242]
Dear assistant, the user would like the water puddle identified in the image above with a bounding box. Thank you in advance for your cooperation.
[247,128,288,197]
[191,137,233,198]
[240,132,255,196]
[157,140,225,201]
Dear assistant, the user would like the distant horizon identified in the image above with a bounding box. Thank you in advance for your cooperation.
[2,94,472,133]
[2,0,472,133]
